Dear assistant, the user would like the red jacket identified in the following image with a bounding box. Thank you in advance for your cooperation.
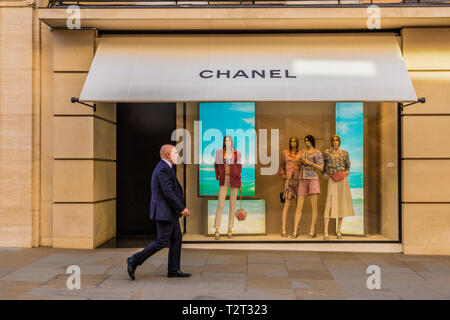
[214,149,242,188]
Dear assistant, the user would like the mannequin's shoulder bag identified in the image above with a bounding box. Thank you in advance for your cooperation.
[235,188,247,221]
[330,171,346,182]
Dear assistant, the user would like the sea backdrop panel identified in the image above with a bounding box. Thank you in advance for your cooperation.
[199,102,256,197]
[336,102,364,236]
[199,164,255,196]
[207,199,266,235]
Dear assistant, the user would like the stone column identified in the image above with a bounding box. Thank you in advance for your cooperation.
[51,29,116,249]
[402,28,450,255]
[0,1,38,247]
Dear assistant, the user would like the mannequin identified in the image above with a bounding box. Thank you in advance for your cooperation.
[213,135,242,240]
[279,136,301,238]
[291,135,324,239]
[322,134,355,240]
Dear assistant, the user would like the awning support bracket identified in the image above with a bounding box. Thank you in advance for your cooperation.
[400,97,425,112]
[71,97,96,112]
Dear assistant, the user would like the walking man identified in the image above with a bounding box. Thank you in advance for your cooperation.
[126,144,191,280]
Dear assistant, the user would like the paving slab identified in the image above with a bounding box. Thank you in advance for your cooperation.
[248,252,285,264]
[1,267,61,282]
[381,278,450,300]
[0,270,14,279]
[322,258,367,269]
[284,251,322,262]
[247,263,288,277]
[286,260,328,271]
[26,253,91,269]
[0,281,43,299]
[293,279,345,299]
[338,286,401,300]
[247,276,292,291]
[244,288,295,300]
[319,252,360,260]
[288,269,335,281]
[0,247,449,300]
[206,254,247,265]
[41,274,109,289]
[203,263,247,274]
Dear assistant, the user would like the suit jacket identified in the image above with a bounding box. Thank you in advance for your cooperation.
[149,160,185,221]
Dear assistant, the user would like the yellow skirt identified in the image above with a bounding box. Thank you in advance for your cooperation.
[323,176,355,219]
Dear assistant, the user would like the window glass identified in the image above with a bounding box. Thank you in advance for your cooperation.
[176,101,399,241]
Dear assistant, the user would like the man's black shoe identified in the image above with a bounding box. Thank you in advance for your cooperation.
[167,270,192,278]
[127,257,137,280]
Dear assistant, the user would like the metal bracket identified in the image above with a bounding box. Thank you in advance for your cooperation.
[400,97,425,112]
[71,97,96,112]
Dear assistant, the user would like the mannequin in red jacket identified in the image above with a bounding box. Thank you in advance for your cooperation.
[213,135,242,240]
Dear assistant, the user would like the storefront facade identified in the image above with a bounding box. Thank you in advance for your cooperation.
[1,0,450,254]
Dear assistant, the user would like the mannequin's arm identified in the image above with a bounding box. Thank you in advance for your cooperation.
[304,152,324,171]
[310,162,324,172]
[214,150,221,180]
[279,152,286,177]
[344,151,351,175]
[236,151,242,174]
[322,151,328,175]
[214,162,220,180]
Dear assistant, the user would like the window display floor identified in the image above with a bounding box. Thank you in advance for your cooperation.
[183,233,394,242]
[182,233,401,253]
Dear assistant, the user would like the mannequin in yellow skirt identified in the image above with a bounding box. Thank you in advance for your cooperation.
[322,135,355,240]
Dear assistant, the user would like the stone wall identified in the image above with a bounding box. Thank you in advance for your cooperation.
[0,1,40,247]
[402,27,450,255]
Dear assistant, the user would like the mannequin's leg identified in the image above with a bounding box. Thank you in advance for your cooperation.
[228,187,239,232]
[214,182,228,233]
[309,194,319,235]
[324,217,329,237]
[292,196,305,236]
[281,199,293,235]
[337,217,344,235]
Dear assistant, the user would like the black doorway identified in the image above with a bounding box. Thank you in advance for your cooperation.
[116,103,177,238]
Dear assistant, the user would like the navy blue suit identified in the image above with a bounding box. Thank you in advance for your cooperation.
[132,160,186,272]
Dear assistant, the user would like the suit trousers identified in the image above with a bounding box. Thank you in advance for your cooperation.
[214,174,238,232]
[132,219,182,272]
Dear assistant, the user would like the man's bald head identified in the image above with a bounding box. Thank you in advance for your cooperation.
[160,144,175,160]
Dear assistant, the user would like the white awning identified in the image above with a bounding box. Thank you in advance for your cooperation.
[79,33,417,102]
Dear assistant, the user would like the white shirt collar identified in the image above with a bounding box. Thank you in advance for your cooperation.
[162,159,173,168]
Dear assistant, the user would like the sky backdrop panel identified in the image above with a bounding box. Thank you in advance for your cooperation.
[199,102,256,196]
[336,102,364,236]
[207,199,266,235]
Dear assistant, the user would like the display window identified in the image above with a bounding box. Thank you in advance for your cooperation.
[174,101,399,242]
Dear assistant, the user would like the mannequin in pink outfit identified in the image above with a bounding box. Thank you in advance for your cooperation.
[291,135,324,239]
[279,136,301,237]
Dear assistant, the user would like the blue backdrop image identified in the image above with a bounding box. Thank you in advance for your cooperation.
[336,102,364,236]
[199,102,256,197]
[207,200,266,235]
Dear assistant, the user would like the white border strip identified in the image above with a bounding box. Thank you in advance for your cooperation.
[183,243,402,253]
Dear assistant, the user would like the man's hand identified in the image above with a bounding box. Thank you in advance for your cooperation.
[181,208,190,217]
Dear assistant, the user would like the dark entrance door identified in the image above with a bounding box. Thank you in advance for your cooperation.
[117,103,177,237]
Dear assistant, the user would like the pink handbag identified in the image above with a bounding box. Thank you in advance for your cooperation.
[330,171,346,182]
[234,188,247,221]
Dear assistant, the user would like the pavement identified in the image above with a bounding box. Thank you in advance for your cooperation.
[0,247,449,300]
